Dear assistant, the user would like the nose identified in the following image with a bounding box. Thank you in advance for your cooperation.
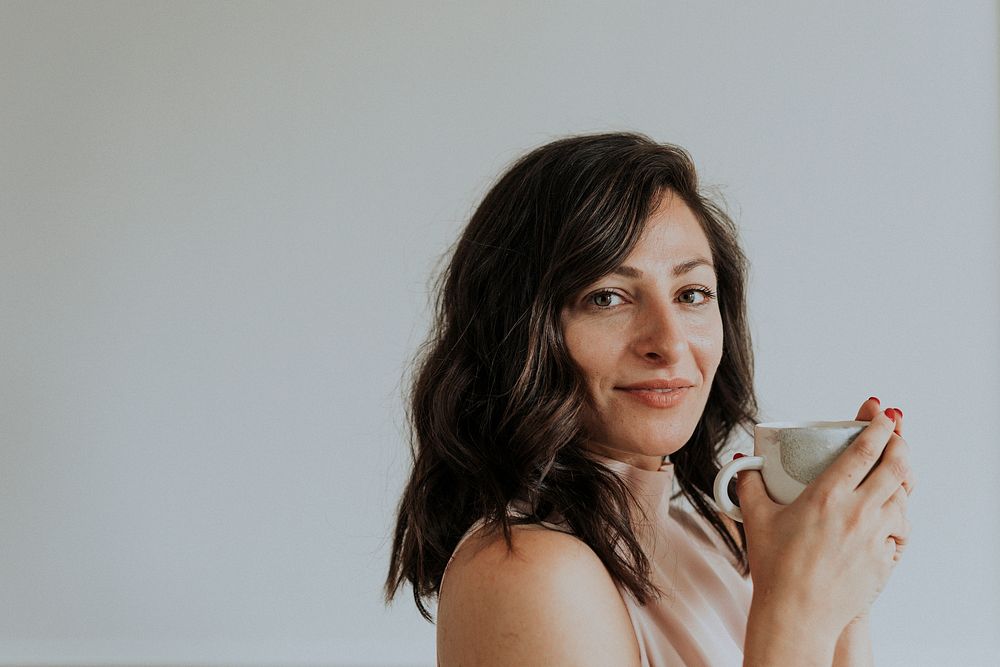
[633,299,688,364]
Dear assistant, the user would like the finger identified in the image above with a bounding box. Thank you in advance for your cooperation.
[901,467,916,497]
[884,536,899,561]
[857,413,910,488]
[733,468,776,523]
[886,535,906,563]
[881,484,909,517]
[858,434,911,506]
[854,396,882,422]
[881,486,910,560]
[886,512,911,563]
[891,525,910,562]
[887,407,904,437]
[815,409,897,495]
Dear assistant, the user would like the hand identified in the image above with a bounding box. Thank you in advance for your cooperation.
[736,398,914,636]
[855,398,914,564]
[844,398,914,625]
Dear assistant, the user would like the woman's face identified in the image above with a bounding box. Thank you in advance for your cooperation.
[560,192,724,471]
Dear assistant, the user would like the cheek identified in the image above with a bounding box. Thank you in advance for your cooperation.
[562,319,619,392]
[689,313,725,370]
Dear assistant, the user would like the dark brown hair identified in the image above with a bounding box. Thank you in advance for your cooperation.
[384,131,758,622]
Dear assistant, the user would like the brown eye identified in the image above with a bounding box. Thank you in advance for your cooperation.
[679,287,717,305]
[588,291,624,309]
[679,290,703,304]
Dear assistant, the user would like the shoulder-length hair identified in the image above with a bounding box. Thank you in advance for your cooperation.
[384,131,757,622]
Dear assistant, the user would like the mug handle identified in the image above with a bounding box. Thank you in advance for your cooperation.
[713,455,765,523]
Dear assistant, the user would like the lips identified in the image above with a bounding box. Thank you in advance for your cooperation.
[613,378,696,408]
[617,379,695,391]
[627,388,683,393]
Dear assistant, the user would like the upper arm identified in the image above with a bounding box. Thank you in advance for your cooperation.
[437,525,641,667]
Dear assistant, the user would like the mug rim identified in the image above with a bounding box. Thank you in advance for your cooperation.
[755,420,869,429]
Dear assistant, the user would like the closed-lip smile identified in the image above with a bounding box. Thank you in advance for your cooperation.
[617,379,695,391]
[615,379,695,408]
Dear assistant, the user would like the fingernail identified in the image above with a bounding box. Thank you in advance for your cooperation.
[868,396,880,405]
[733,452,746,460]
[884,408,901,421]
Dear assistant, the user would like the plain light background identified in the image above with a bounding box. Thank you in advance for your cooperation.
[2,1,998,665]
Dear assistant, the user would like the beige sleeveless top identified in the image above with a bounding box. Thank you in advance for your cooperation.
[438,453,752,666]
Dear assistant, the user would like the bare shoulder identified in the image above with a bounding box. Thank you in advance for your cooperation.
[437,523,641,667]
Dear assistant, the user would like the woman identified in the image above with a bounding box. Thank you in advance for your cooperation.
[384,132,913,665]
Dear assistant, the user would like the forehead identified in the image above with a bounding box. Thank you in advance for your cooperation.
[627,193,712,263]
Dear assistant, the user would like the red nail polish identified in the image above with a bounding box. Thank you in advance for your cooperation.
[733,452,745,460]
[885,408,900,421]
[868,396,880,405]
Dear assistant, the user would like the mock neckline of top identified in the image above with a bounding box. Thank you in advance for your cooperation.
[586,451,675,502]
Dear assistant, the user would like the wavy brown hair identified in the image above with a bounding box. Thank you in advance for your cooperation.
[384,131,758,622]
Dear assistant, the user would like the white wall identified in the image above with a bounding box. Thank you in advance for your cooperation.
[2,1,997,665]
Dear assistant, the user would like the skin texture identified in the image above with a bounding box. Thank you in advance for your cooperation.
[437,525,642,666]
[560,192,724,471]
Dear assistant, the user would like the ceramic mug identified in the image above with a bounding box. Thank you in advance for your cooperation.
[713,420,868,522]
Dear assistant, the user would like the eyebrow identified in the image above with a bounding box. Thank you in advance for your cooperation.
[610,257,715,279]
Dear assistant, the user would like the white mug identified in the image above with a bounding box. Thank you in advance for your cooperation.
[713,420,868,522]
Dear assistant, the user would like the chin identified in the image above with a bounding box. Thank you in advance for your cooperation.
[614,434,686,458]
[584,410,700,456]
